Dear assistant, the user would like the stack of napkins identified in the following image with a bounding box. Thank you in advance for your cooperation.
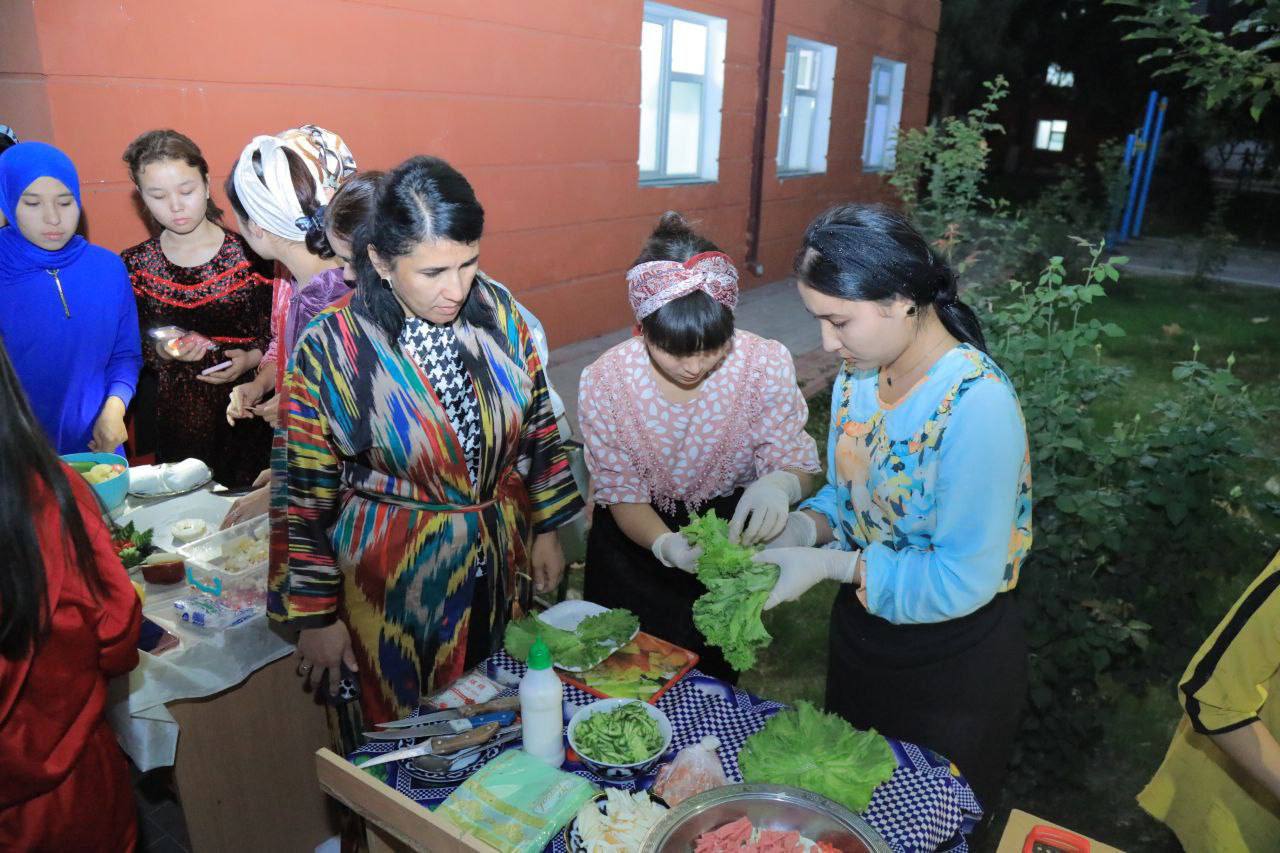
[128,458,211,496]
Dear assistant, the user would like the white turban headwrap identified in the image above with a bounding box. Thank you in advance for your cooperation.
[232,124,356,241]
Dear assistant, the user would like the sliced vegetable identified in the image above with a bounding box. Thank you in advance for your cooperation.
[574,702,665,765]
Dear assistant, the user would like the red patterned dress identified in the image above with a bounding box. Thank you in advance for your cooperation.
[122,231,274,487]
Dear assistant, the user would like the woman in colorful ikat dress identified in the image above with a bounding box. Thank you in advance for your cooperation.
[120,130,274,486]
[579,212,820,682]
[755,204,1032,811]
[270,156,583,723]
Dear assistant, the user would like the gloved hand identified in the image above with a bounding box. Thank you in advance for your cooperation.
[729,471,803,545]
[761,511,818,550]
[652,532,703,573]
[752,547,861,609]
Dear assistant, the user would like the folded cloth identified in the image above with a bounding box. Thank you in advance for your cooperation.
[129,459,211,496]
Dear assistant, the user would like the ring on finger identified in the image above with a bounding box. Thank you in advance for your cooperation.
[297,661,314,676]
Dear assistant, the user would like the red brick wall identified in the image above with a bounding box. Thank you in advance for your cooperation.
[0,0,937,347]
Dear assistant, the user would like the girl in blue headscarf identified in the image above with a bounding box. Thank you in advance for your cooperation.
[0,141,141,454]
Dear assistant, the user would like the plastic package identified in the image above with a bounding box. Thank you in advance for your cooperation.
[172,593,258,630]
[652,735,729,806]
[176,516,268,609]
[437,749,596,853]
[423,667,502,709]
[519,637,566,767]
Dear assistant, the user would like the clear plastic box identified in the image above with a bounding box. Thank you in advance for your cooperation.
[176,515,269,610]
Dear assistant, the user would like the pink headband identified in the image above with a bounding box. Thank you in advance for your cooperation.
[627,251,740,322]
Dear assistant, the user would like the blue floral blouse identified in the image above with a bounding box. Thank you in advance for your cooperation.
[801,345,1032,624]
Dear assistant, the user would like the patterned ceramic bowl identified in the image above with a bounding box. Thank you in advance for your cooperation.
[567,698,673,781]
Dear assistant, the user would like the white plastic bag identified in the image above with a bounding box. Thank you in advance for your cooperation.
[652,736,729,806]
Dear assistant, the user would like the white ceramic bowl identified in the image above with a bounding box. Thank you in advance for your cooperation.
[567,698,673,781]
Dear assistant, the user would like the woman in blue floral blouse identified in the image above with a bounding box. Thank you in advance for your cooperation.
[756,204,1032,811]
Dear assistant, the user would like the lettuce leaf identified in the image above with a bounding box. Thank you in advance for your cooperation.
[737,701,896,813]
[503,608,639,670]
[576,608,639,646]
[681,510,778,671]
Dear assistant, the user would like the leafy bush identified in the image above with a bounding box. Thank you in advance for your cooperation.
[889,75,1276,786]
[890,76,1034,285]
[982,241,1272,782]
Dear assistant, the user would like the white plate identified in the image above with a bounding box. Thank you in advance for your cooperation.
[118,490,234,552]
[537,600,641,673]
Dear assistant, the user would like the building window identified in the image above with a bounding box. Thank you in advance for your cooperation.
[777,36,838,176]
[1045,63,1075,88]
[1034,119,1068,152]
[861,57,906,172]
[639,3,727,185]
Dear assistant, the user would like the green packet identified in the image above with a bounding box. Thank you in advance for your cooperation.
[437,750,597,852]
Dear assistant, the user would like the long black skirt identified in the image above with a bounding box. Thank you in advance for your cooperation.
[825,586,1027,812]
[583,491,744,684]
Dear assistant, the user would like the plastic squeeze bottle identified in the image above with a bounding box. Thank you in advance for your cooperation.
[519,637,566,766]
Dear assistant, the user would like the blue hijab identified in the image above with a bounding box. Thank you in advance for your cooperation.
[0,141,88,274]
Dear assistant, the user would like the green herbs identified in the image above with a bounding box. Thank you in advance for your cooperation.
[737,702,896,813]
[681,510,778,671]
[110,521,155,570]
[573,702,665,765]
[503,608,639,670]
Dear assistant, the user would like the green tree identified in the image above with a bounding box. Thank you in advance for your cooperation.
[1111,0,1280,119]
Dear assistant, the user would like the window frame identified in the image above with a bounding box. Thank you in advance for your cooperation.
[776,35,838,178]
[639,2,727,186]
[861,56,907,173]
[1033,119,1068,153]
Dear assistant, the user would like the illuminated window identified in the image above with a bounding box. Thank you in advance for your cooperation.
[1034,119,1068,152]
[1046,63,1075,88]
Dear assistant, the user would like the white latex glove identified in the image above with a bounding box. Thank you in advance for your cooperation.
[753,547,860,610]
[761,511,818,550]
[729,471,803,546]
[652,532,703,573]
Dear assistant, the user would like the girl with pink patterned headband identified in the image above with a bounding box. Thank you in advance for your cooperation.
[577,211,821,682]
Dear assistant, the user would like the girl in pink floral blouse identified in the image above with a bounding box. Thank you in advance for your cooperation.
[578,213,820,680]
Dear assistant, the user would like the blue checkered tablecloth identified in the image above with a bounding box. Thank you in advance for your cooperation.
[349,651,981,852]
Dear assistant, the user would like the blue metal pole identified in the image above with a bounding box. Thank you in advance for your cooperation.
[1119,91,1160,242]
[1132,97,1168,238]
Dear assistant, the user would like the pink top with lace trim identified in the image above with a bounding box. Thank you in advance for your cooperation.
[578,330,820,513]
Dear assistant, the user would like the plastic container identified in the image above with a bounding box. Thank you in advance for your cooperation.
[61,452,130,511]
[519,637,566,767]
[176,515,269,610]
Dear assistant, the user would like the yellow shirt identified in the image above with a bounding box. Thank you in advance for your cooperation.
[1138,550,1280,851]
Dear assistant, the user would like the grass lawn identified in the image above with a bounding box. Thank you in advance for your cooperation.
[742,274,1280,849]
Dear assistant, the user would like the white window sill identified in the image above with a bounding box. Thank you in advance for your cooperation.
[639,176,719,188]
[777,169,827,181]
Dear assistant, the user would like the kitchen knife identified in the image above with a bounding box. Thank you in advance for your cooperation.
[355,721,501,770]
[374,695,521,729]
[361,710,516,741]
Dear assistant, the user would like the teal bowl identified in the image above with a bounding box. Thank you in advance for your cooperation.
[61,452,130,511]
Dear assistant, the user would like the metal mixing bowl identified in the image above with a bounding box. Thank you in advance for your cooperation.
[640,784,891,852]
